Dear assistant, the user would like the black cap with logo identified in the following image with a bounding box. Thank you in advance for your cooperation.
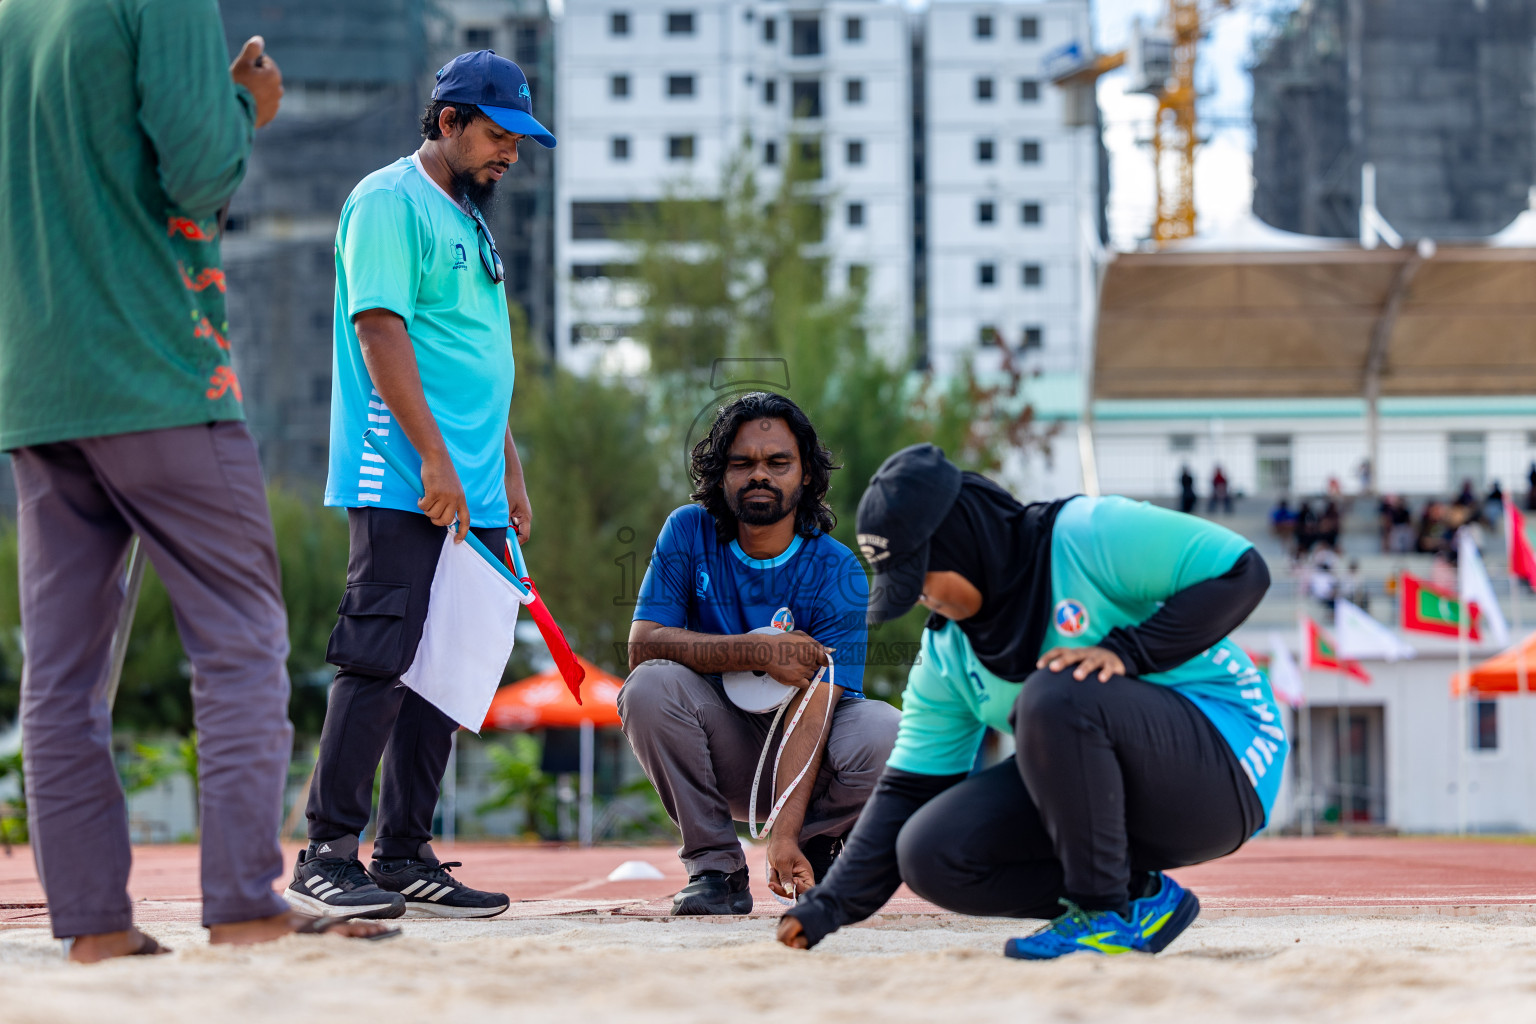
[855,444,963,625]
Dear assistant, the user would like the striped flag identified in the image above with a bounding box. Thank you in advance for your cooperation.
[1302,617,1371,682]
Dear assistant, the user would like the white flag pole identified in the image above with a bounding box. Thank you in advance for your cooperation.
[1337,662,1349,830]
[1457,581,1471,836]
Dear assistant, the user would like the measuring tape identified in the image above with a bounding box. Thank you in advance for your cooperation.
[745,655,835,905]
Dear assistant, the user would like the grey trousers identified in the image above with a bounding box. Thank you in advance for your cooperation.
[617,659,901,876]
[12,422,294,937]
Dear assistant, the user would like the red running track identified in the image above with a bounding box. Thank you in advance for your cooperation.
[1,837,1532,927]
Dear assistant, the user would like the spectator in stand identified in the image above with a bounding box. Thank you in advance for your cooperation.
[1485,481,1505,525]
[1317,501,1342,551]
[1415,501,1442,555]
[1454,479,1478,511]
[1295,500,1318,558]
[1340,559,1367,612]
[1385,496,1414,554]
[1269,497,1296,553]
[1527,462,1536,512]
[1178,466,1197,515]
[1307,551,1339,611]
[1208,466,1232,515]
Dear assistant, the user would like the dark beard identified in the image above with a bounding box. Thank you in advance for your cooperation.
[448,164,499,214]
[728,482,801,527]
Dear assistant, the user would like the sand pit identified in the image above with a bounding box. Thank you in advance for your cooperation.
[2,911,1535,1023]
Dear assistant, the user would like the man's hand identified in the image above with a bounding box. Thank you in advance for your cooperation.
[506,479,532,546]
[230,36,283,128]
[1037,645,1127,683]
[766,836,815,900]
[760,630,830,689]
[420,449,469,542]
[776,915,810,950]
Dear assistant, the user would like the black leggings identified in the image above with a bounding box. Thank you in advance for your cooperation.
[895,668,1264,917]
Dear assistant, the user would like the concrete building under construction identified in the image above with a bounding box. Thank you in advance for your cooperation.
[1251,0,1535,240]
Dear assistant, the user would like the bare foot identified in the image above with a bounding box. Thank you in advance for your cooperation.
[208,911,396,945]
[67,927,169,963]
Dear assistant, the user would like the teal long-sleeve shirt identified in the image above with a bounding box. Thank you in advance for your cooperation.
[0,0,256,450]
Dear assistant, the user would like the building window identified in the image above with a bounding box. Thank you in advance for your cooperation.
[610,136,630,161]
[976,76,994,101]
[797,137,823,177]
[515,26,540,63]
[1021,326,1043,349]
[976,138,995,163]
[763,16,776,42]
[1022,263,1042,287]
[1449,431,1487,489]
[977,200,995,224]
[668,134,696,160]
[1020,140,1041,163]
[610,74,630,98]
[1022,201,1042,225]
[792,78,822,118]
[978,262,996,287]
[1169,434,1196,453]
[761,79,776,104]
[1019,78,1040,101]
[764,139,779,165]
[668,74,696,97]
[791,16,822,56]
[845,77,864,104]
[666,11,695,35]
[848,263,869,290]
[610,11,629,35]
[1473,700,1499,751]
[464,27,494,49]
[846,139,864,165]
[844,15,864,42]
[847,201,865,227]
[974,14,993,39]
[1019,16,1038,39]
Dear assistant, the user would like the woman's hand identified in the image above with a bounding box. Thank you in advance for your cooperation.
[1037,645,1126,683]
[776,915,810,950]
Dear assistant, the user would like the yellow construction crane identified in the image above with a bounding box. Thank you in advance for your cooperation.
[1051,0,1234,244]
[1148,0,1233,243]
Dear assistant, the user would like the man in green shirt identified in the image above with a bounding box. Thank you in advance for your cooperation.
[0,0,389,958]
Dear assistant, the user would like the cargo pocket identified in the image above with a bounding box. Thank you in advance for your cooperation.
[326,582,412,677]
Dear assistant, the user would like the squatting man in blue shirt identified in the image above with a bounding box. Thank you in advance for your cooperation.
[777,444,1285,958]
[620,393,901,914]
[288,51,554,920]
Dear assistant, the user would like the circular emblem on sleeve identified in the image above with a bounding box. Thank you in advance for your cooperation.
[1053,599,1089,638]
[770,606,795,632]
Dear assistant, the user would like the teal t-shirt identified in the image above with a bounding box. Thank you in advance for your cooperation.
[887,496,1289,820]
[324,154,515,523]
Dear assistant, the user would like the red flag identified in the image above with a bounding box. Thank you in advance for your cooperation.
[1401,572,1481,641]
[1506,498,1536,588]
[1303,618,1372,682]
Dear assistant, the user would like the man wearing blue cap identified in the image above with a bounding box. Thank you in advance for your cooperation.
[288,51,556,920]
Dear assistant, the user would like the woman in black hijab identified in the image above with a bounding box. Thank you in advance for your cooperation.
[777,445,1281,960]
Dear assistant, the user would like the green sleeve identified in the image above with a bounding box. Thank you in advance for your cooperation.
[1079,497,1254,606]
[341,190,423,323]
[134,0,256,218]
[886,641,986,777]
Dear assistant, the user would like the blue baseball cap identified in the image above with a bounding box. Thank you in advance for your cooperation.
[432,50,556,149]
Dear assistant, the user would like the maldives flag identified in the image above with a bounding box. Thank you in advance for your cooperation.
[1401,572,1481,641]
[1302,618,1372,682]
[1506,499,1536,588]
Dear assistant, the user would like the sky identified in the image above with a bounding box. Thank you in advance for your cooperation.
[1091,0,1287,249]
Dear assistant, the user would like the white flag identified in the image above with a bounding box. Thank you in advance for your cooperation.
[1267,632,1306,708]
[1334,599,1416,661]
[1458,528,1510,648]
[400,529,530,731]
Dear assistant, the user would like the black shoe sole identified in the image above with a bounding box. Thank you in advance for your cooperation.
[671,889,753,916]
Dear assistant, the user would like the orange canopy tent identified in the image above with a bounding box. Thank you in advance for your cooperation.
[1452,633,1536,696]
[482,655,623,731]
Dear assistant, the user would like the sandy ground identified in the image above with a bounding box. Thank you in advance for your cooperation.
[3,911,1535,1023]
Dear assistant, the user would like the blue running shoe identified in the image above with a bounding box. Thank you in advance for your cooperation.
[1129,872,1201,954]
[1003,874,1201,960]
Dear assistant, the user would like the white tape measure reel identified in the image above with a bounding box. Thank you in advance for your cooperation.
[722,625,798,712]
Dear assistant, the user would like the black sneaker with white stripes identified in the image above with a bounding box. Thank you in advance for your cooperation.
[369,857,510,919]
[283,842,407,920]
